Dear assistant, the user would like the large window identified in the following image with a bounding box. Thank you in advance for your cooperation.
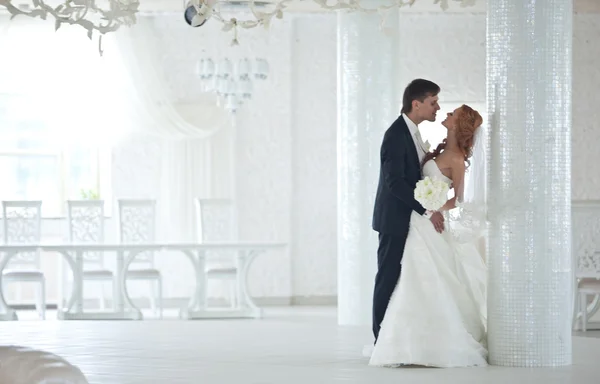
[0,93,111,217]
[0,20,122,217]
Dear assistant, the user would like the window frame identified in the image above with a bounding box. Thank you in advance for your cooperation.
[0,138,112,219]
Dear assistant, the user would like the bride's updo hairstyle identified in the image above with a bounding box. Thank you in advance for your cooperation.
[422,104,483,168]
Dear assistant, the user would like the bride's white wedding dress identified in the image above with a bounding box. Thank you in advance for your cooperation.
[369,159,488,368]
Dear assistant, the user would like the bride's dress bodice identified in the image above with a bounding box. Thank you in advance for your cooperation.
[422,159,452,187]
[422,159,487,245]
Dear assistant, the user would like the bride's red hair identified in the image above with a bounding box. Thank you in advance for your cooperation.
[422,104,483,168]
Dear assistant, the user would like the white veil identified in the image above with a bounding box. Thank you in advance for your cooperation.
[450,124,488,250]
[464,125,487,208]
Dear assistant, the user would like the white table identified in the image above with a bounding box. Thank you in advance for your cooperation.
[0,243,285,321]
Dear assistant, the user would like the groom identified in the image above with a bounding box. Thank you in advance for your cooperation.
[371,79,445,342]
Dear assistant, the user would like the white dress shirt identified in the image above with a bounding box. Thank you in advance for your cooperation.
[402,114,432,217]
[402,113,426,163]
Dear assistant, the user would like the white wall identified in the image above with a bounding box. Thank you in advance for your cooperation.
[572,13,600,200]
[289,16,338,301]
[114,8,600,303]
[18,8,599,306]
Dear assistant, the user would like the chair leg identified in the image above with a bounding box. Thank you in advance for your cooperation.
[581,293,588,332]
[62,279,70,311]
[573,292,580,331]
[98,281,106,310]
[229,282,236,309]
[112,277,119,311]
[37,279,46,320]
[157,278,163,319]
[200,276,208,310]
[148,280,156,314]
[236,273,244,309]
[76,276,84,313]
[15,283,22,304]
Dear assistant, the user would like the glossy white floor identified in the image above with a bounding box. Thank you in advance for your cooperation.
[1,307,599,384]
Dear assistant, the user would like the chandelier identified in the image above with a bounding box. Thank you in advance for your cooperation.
[197,57,269,114]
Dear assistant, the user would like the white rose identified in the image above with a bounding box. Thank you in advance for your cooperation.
[423,140,431,152]
[414,176,450,211]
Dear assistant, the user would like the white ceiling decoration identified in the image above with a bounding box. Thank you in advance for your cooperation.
[0,0,597,47]
[0,0,478,48]
[0,0,139,37]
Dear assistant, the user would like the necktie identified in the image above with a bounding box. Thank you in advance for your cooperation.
[414,130,426,152]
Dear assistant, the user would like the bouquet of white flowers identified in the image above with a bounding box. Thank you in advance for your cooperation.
[414,176,450,211]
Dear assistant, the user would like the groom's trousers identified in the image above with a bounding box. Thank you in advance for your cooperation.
[372,232,408,342]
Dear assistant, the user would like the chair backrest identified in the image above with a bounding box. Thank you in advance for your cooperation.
[194,198,237,243]
[67,200,105,266]
[2,200,42,268]
[118,199,156,264]
[573,202,600,279]
[194,198,238,264]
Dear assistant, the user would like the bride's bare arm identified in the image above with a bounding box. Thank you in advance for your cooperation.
[440,156,466,211]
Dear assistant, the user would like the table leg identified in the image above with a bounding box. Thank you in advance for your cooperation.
[74,251,84,314]
[58,249,139,320]
[0,252,18,321]
[183,249,263,319]
[236,250,262,318]
[195,250,207,310]
[179,250,206,319]
[115,250,124,312]
[119,250,144,320]
[54,250,79,320]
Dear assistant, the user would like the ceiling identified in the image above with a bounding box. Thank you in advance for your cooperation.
[139,0,487,14]
[139,0,600,14]
[2,0,597,17]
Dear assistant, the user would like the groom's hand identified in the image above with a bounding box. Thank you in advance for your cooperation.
[430,211,444,233]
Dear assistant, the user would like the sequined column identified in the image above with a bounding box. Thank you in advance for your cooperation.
[337,6,399,325]
[487,0,573,366]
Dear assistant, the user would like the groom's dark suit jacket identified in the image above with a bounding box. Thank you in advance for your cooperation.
[371,115,428,341]
[372,115,426,236]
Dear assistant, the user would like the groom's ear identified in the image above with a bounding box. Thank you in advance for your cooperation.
[412,99,420,111]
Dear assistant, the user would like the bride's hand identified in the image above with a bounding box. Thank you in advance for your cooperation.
[440,198,456,211]
[430,211,444,233]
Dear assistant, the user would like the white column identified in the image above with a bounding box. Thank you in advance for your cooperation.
[337,6,399,325]
[487,0,573,366]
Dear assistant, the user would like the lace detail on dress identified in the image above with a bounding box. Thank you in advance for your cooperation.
[446,201,487,244]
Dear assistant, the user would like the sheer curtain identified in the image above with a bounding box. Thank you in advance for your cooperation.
[103,16,231,242]
[108,17,229,140]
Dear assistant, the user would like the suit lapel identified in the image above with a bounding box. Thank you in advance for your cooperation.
[397,118,420,171]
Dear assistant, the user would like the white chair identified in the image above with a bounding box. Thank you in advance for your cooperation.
[118,199,162,318]
[66,200,115,310]
[1,201,45,319]
[572,202,600,332]
[576,276,600,332]
[194,198,240,308]
[574,251,600,332]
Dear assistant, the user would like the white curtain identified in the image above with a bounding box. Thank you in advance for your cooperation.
[103,16,231,242]
[158,140,212,241]
[107,16,229,140]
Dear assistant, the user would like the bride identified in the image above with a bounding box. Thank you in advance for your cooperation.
[369,104,488,368]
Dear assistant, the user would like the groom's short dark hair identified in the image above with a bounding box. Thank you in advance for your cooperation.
[401,79,440,114]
